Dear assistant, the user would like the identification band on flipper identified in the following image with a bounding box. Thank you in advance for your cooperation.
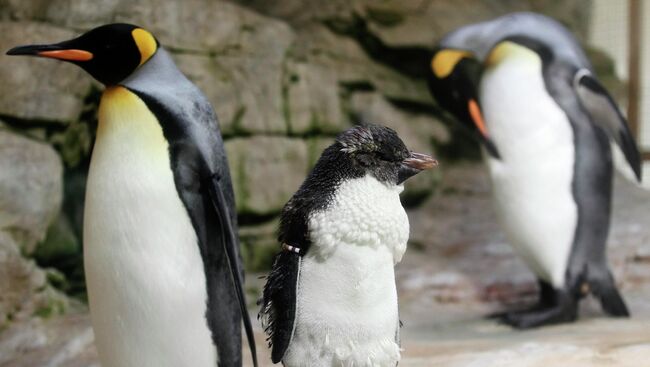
[282,243,302,255]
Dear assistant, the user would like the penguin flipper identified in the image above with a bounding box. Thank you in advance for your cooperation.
[208,174,259,367]
[574,70,642,181]
[260,252,301,363]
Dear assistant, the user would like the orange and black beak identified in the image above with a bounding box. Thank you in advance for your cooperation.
[6,43,93,62]
[466,98,500,159]
[398,152,438,184]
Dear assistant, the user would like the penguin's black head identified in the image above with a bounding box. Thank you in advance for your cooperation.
[428,47,500,159]
[6,23,159,86]
[336,124,437,185]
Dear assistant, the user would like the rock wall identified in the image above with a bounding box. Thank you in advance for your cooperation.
[0,131,68,329]
[0,0,595,319]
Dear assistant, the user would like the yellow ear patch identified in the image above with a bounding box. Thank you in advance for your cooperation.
[431,49,472,78]
[132,28,157,66]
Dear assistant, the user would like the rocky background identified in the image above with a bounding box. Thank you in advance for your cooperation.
[1,0,648,366]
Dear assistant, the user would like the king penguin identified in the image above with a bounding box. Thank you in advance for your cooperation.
[7,24,258,366]
[259,124,437,366]
[427,12,642,328]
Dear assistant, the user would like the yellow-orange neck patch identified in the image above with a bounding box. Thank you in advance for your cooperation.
[131,28,157,66]
[431,49,472,78]
[485,41,537,67]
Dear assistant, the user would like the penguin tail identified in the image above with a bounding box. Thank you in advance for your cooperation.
[587,267,630,317]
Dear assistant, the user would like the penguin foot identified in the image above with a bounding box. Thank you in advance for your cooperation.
[487,279,556,321]
[498,292,577,329]
[486,303,543,320]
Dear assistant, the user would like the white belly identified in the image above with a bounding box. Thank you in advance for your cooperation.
[83,87,217,367]
[284,175,409,367]
[480,48,578,288]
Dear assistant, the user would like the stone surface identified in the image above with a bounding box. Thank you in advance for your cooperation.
[0,129,67,330]
[291,24,433,106]
[236,0,592,44]
[0,312,96,367]
[399,316,650,367]
[44,0,293,54]
[33,215,79,265]
[239,218,280,272]
[361,0,592,48]
[175,51,291,136]
[0,231,68,330]
[0,130,63,254]
[225,136,309,215]
[306,137,335,167]
[285,59,347,134]
[0,22,92,123]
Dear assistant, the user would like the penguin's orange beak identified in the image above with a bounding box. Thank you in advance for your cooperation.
[6,44,93,61]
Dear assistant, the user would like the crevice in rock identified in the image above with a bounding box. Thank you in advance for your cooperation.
[238,211,281,227]
[223,130,339,140]
[340,80,376,93]
[0,113,68,131]
[323,12,432,80]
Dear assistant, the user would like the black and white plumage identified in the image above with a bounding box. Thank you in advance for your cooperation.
[428,12,641,328]
[8,24,257,366]
[260,124,437,366]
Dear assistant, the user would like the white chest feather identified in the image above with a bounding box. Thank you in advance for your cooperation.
[480,43,578,287]
[284,175,409,367]
[83,87,216,367]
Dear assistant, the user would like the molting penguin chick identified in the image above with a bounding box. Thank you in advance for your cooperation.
[7,24,258,367]
[260,124,437,367]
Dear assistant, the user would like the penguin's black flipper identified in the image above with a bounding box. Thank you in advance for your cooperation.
[260,252,301,363]
[260,193,309,363]
[574,70,642,181]
[208,174,259,367]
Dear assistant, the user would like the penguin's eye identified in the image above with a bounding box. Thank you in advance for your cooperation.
[376,150,396,162]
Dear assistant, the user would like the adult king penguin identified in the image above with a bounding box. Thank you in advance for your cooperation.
[428,12,641,328]
[7,24,257,366]
[260,124,437,366]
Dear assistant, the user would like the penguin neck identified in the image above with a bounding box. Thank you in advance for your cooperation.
[120,48,191,93]
[485,41,540,69]
[298,147,364,209]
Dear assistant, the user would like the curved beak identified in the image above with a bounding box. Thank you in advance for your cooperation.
[6,43,93,61]
[467,98,501,159]
[398,152,438,184]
